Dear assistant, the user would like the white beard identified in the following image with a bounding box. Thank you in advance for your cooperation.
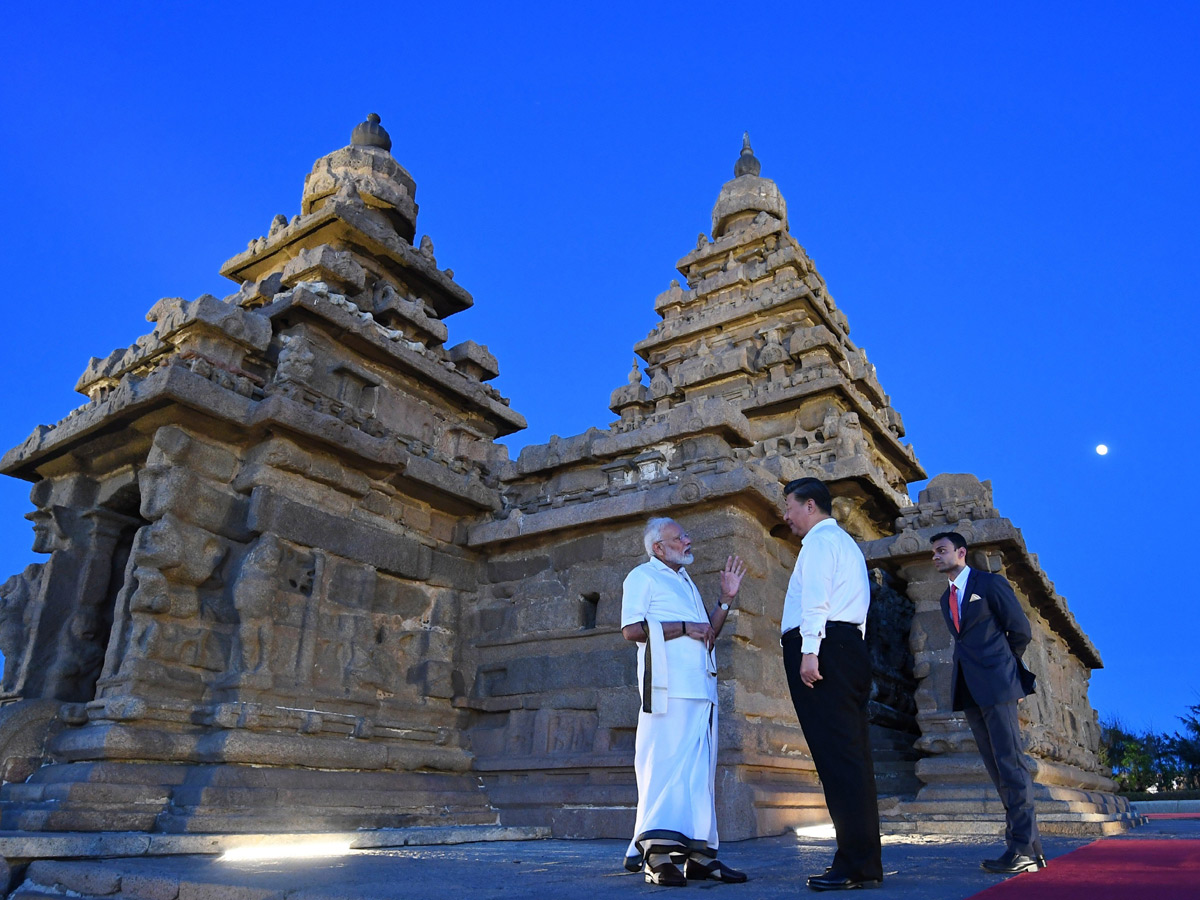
[663,548,694,567]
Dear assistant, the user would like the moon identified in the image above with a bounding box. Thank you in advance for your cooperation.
[1096,444,1109,455]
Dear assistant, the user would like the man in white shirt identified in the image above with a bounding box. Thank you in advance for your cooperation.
[620,516,748,887]
[780,477,883,891]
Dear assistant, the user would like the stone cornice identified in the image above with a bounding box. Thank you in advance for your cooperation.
[2,365,501,512]
[509,397,754,477]
[469,464,780,548]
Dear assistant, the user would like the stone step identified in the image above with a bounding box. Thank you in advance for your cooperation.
[883,799,1129,816]
[4,764,496,835]
[7,782,173,806]
[155,808,500,834]
[13,857,280,900]
[22,760,479,791]
[22,761,193,786]
[0,824,550,864]
[168,784,487,808]
[19,860,125,899]
[485,782,636,806]
[3,809,162,833]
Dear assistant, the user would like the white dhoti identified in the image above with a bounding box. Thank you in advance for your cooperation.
[623,696,719,871]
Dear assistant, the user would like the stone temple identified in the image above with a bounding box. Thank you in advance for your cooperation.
[0,117,1133,840]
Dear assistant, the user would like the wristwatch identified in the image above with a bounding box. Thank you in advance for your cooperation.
[719,601,731,611]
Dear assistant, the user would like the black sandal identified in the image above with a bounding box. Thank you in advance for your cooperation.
[684,858,748,883]
[644,859,688,886]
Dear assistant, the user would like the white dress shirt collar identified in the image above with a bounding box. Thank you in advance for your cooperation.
[950,565,971,595]
[648,555,689,580]
[807,517,838,539]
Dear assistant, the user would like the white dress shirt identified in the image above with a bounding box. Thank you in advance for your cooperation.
[622,557,717,701]
[949,565,971,621]
[781,516,870,654]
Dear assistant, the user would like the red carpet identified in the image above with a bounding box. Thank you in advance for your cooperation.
[966,840,1200,899]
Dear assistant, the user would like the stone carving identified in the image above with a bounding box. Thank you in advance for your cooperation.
[0,566,40,694]
[418,234,436,262]
[274,333,316,387]
[227,534,287,682]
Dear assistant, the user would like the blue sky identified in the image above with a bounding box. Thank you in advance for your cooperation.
[1,3,1197,734]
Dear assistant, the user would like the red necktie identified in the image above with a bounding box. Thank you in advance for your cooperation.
[949,584,960,632]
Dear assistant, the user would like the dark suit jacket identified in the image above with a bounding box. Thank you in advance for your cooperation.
[941,569,1035,710]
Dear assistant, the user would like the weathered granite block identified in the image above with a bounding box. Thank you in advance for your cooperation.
[247,486,431,579]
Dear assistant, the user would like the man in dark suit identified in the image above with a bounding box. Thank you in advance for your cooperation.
[931,531,1044,875]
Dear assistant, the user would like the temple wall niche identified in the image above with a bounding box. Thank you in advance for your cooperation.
[2,468,145,706]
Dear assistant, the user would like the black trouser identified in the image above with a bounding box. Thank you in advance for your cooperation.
[964,699,1040,856]
[783,624,882,880]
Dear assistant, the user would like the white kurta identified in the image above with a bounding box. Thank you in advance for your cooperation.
[620,557,719,869]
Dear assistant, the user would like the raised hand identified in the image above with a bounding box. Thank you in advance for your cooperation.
[720,555,747,600]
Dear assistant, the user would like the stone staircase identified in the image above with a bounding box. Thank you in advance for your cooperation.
[880,784,1145,837]
[0,761,499,833]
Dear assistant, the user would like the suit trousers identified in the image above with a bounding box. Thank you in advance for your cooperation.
[783,626,882,880]
[964,700,1040,855]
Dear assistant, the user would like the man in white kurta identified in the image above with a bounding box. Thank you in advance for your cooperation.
[620,517,747,887]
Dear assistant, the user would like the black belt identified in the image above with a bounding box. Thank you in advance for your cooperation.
[780,621,863,644]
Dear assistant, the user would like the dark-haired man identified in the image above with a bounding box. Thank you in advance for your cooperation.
[780,477,882,891]
[930,531,1043,874]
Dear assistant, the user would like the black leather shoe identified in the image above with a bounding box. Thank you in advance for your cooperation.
[684,857,748,883]
[981,849,1040,874]
[644,859,687,886]
[806,872,883,891]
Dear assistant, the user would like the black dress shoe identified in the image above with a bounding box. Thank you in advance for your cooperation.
[806,872,883,891]
[684,857,748,883]
[644,859,687,886]
[980,848,1040,874]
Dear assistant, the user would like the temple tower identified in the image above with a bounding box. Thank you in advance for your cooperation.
[0,115,524,831]
[464,136,926,837]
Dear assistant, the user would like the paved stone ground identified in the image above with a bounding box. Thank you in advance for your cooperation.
[7,819,1197,900]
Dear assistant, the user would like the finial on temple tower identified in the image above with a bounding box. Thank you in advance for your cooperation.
[734,131,761,177]
[351,113,392,152]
